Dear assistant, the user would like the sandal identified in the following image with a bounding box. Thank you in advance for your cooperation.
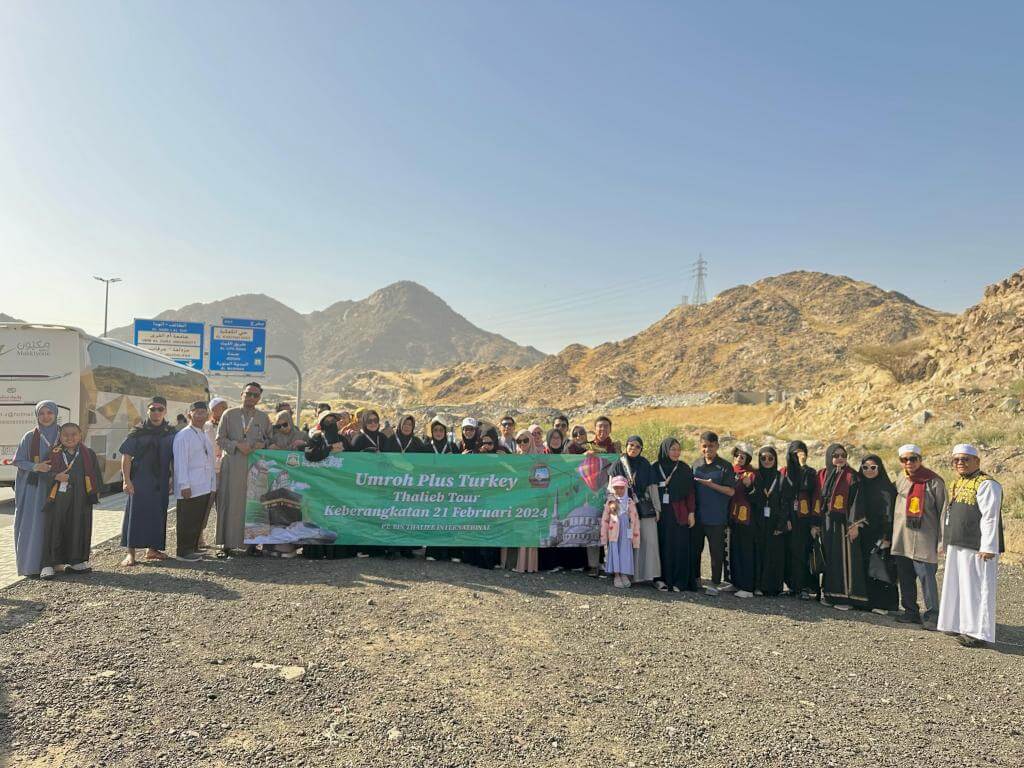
[144,551,168,561]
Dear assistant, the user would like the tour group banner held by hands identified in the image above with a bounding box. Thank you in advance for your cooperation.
[243,450,618,548]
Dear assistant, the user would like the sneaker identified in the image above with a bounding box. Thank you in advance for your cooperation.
[735,590,753,598]
[69,561,92,572]
[704,585,719,596]
[799,590,812,601]
[820,598,834,607]
[356,552,370,558]
[40,566,56,580]
[753,590,765,596]
[834,604,851,612]
[896,612,922,625]
[719,582,737,593]
[451,557,462,563]
[425,556,437,561]
[177,552,203,562]
[550,566,563,573]
[871,608,889,616]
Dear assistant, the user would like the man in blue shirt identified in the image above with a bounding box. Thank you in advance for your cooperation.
[692,431,736,595]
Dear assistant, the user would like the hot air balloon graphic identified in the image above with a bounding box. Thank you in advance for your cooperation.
[576,454,610,493]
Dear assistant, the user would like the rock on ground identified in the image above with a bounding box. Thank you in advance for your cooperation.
[1,531,1022,767]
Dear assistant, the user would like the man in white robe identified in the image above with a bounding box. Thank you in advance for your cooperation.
[937,444,1003,648]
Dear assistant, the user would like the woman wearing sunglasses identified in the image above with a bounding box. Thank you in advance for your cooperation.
[856,454,900,614]
[818,444,868,610]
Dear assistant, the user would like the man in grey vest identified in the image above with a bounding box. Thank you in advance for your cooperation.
[937,444,1004,648]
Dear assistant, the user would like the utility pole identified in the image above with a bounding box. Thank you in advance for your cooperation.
[268,354,302,427]
[690,254,708,306]
[93,276,122,336]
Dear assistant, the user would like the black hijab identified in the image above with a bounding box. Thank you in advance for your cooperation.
[655,438,695,497]
[857,453,897,515]
[821,442,849,501]
[756,445,781,487]
[783,440,813,491]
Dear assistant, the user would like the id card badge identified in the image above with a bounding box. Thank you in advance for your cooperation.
[662,492,670,504]
[763,506,771,518]
[58,481,68,493]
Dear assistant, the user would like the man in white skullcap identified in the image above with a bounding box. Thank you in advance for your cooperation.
[937,444,1004,648]
[891,444,947,629]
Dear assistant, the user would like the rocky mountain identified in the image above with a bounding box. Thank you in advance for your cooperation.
[108,282,546,388]
[0,313,24,323]
[437,271,949,407]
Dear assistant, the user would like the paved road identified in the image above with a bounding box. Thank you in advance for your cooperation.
[0,490,126,587]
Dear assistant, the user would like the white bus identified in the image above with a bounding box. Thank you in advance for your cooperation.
[0,323,210,488]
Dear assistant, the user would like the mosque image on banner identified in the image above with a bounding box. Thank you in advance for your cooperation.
[241,450,614,548]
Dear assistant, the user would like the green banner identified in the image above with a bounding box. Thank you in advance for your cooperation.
[243,449,616,547]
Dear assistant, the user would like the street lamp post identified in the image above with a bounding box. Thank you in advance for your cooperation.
[93,276,122,337]
[268,354,303,426]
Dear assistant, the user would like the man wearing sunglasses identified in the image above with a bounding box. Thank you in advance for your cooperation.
[891,444,947,629]
[937,444,1004,648]
[498,416,517,453]
[216,382,271,555]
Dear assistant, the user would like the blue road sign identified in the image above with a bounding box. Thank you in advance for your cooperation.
[222,317,267,328]
[133,319,205,370]
[209,324,266,373]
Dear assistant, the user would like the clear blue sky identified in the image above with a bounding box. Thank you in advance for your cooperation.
[2,2,1021,352]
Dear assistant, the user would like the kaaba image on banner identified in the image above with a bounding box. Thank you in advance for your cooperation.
[260,486,303,527]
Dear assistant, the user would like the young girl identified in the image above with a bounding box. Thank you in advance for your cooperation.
[40,423,100,580]
[601,475,640,588]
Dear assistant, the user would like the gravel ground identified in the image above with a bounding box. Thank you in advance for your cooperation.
[1,519,1022,768]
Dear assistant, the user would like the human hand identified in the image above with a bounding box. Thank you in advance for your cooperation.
[810,526,820,538]
[237,442,251,456]
[848,527,859,542]
[880,539,890,549]
[787,521,793,532]
[330,443,344,453]
[34,461,52,473]
[978,552,995,561]
[687,512,695,529]
[182,488,192,500]
[55,472,69,482]
[124,480,135,496]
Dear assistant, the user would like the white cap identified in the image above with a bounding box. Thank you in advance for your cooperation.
[461,417,479,428]
[952,443,979,457]
[208,397,228,409]
[897,444,922,457]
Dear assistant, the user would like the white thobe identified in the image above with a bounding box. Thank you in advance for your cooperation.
[173,426,217,499]
[937,479,1002,643]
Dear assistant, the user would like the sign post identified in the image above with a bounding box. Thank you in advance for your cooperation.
[133,319,204,369]
[209,318,267,374]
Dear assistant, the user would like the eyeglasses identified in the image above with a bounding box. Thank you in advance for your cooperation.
[861,464,879,471]
[516,438,531,445]
[832,453,847,460]
[500,421,514,427]
[148,406,165,412]
[899,456,921,464]
[572,431,587,438]
[481,441,494,447]
[243,391,261,398]
[951,457,974,464]
[759,454,775,461]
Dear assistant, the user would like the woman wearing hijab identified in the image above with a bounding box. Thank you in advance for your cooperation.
[565,426,589,455]
[528,424,545,455]
[819,443,868,610]
[424,417,458,562]
[502,430,540,573]
[781,440,822,599]
[609,435,662,586]
[654,438,696,592]
[460,428,503,570]
[382,414,424,559]
[302,412,352,559]
[728,445,759,598]
[12,401,62,577]
[748,446,787,596]
[384,414,426,454]
[856,454,900,613]
[349,409,384,453]
[457,418,481,453]
[269,410,308,451]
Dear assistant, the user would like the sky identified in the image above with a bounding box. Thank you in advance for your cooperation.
[1,1,1021,353]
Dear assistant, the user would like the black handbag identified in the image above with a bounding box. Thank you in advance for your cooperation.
[808,537,826,575]
[868,545,897,584]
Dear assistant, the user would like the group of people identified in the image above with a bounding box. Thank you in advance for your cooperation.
[11,384,1005,648]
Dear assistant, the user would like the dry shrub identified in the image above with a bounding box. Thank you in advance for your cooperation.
[852,340,933,384]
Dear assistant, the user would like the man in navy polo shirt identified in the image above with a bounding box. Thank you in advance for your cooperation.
[692,431,736,595]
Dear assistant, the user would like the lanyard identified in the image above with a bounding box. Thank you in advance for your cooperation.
[61,448,80,473]
[190,426,209,457]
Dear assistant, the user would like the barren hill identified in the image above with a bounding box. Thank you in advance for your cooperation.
[434,271,948,407]
[108,282,545,388]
